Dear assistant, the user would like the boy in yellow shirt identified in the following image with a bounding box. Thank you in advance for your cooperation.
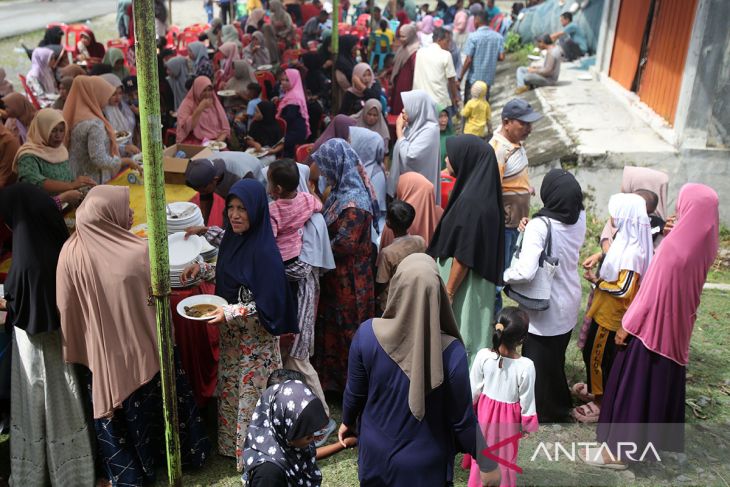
[460,80,491,138]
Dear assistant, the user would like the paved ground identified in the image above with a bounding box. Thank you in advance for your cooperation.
[0,0,118,39]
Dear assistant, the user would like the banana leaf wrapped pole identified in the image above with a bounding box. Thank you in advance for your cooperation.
[331,0,340,111]
[133,0,183,484]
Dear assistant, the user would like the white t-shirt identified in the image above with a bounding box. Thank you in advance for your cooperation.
[503,212,587,336]
[412,43,456,109]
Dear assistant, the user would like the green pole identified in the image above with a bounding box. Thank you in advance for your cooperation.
[331,0,339,110]
[132,0,183,485]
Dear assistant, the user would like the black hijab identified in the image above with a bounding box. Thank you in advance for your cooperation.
[335,35,359,82]
[533,168,584,224]
[427,135,505,284]
[0,183,69,335]
[248,101,283,148]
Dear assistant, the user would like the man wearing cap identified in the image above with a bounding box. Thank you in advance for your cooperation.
[489,99,542,281]
[184,152,265,223]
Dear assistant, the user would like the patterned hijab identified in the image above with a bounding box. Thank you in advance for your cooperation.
[242,380,328,486]
[310,138,377,225]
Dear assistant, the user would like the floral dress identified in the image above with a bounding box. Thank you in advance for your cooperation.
[313,207,375,392]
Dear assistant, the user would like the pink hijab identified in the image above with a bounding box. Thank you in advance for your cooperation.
[417,15,435,34]
[277,68,310,138]
[176,76,230,142]
[347,62,374,96]
[622,183,719,366]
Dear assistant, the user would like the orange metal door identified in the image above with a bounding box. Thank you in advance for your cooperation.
[637,0,699,124]
[608,0,652,90]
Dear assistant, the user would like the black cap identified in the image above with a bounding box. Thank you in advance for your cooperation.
[184,158,226,189]
[501,98,543,123]
[122,75,137,94]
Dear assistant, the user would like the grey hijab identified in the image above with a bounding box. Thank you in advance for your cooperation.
[165,56,190,110]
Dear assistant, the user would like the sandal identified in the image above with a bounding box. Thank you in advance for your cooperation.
[580,446,628,470]
[571,402,600,423]
[571,382,595,402]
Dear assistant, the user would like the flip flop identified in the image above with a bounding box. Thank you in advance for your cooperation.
[571,382,595,402]
[580,446,629,470]
[571,402,600,423]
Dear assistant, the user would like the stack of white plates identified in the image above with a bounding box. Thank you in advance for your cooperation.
[200,238,218,263]
[167,202,204,235]
[168,232,203,288]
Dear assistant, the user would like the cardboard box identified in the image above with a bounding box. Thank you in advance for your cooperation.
[163,144,215,185]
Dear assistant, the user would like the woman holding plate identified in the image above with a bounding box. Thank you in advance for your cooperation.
[181,179,298,470]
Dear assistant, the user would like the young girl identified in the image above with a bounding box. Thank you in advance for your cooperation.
[461,80,491,139]
[467,307,538,487]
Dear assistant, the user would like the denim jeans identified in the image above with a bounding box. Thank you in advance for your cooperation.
[495,227,521,314]
[204,3,214,23]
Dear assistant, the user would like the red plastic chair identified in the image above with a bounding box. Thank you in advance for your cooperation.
[212,50,224,71]
[176,30,202,56]
[18,75,42,110]
[64,24,94,57]
[184,23,210,36]
[166,25,180,49]
[295,143,314,163]
[107,38,131,62]
[440,172,456,209]
[255,71,276,100]
[356,14,371,27]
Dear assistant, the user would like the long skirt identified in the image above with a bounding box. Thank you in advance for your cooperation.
[582,320,617,397]
[521,330,573,423]
[437,258,496,365]
[217,315,281,471]
[91,353,210,486]
[10,327,95,486]
[597,338,686,455]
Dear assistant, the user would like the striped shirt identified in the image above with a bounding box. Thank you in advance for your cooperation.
[269,192,323,261]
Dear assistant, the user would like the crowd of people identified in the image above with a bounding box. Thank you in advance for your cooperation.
[0,0,722,486]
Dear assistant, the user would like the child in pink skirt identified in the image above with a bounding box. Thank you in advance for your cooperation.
[467,307,539,487]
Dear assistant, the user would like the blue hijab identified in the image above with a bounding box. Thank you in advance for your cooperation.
[310,138,378,226]
[215,179,298,336]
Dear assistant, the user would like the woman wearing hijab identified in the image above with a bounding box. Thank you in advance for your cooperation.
[2,93,37,145]
[350,126,387,234]
[65,76,139,183]
[270,0,295,44]
[334,35,359,92]
[181,179,298,470]
[379,172,443,250]
[26,47,58,108]
[14,108,96,202]
[102,47,130,81]
[165,55,190,111]
[502,169,586,423]
[388,89,441,204]
[56,186,210,484]
[351,98,390,151]
[224,59,257,113]
[390,24,419,115]
[242,31,271,69]
[222,24,243,48]
[0,68,14,97]
[188,41,215,81]
[277,68,310,157]
[215,41,242,90]
[417,14,435,45]
[573,193,653,423]
[262,24,281,65]
[0,184,95,486]
[242,380,329,485]
[310,138,376,392]
[309,114,355,159]
[99,73,138,156]
[341,253,488,486]
[586,184,719,468]
[203,18,223,49]
[438,107,453,169]
[245,7,266,33]
[339,62,380,116]
[428,135,504,362]
[176,76,230,144]
[246,100,283,151]
[0,124,20,188]
[76,30,106,61]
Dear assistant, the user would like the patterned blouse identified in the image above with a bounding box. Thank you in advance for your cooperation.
[68,118,122,184]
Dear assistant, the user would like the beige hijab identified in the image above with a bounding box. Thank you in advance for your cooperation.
[63,75,119,156]
[56,185,160,419]
[372,253,462,421]
[13,108,68,170]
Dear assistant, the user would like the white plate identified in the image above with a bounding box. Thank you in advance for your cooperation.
[217,90,236,97]
[167,202,200,219]
[168,233,203,267]
[245,147,268,158]
[577,73,593,81]
[176,294,228,320]
[132,152,144,163]
[528,54,542,61]
[256,64,273,71]
[131,223,148,239]
[204,140,227,151]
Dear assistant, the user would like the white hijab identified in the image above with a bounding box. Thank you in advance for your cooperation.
[600,193,653,282]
